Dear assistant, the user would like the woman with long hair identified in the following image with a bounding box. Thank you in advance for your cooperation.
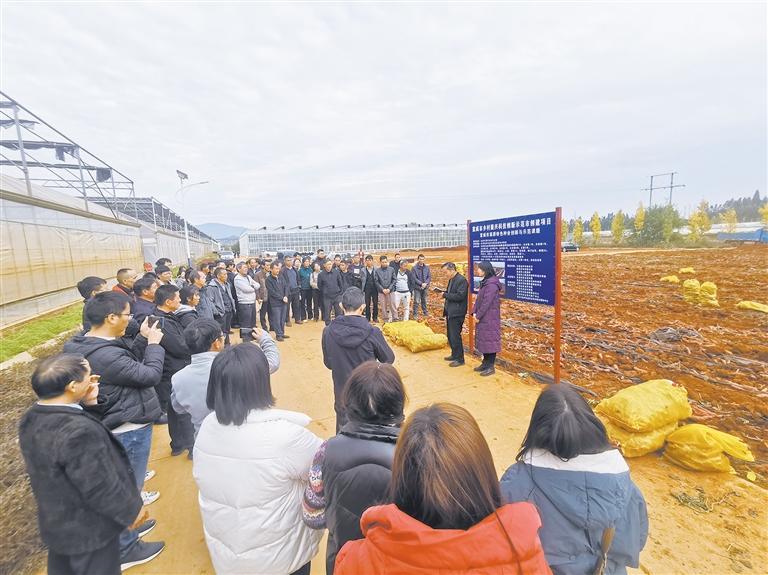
[193,344,322,575]
[334,403,550,574]
[500,384,648,574]
[303,362,406,574]
[472,260,502,376]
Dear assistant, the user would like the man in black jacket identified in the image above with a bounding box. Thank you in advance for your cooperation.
[265,261,290,341]
[132,276,159,326]
[321,287,395,432]
[19,353,164,574]
[150,284,195,457]
[441,262,469,366]
[318,259,344,326]
[62,291,167,567]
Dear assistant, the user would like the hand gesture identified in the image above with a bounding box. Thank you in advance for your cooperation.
[83,375,100,406]
[251,327,264,341]
[282,296,288,303]
[144,318,164,345]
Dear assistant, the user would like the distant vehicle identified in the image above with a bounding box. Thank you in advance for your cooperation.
[561,241,579,252]
[717,229,768,244]
[219,250,235,262]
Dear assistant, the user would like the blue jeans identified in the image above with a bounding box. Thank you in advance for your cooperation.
[115,425,153,555]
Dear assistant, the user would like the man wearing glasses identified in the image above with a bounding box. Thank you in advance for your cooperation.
[63,291,167,570]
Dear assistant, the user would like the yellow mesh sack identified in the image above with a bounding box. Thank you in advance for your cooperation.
[660,275,680,283]
[402,333,448,353]
[664,424,755,472]
[698,281,719,307]
[382,321,433,344]
[679,267,696,274]
[602,419,678,458]
[595,380,692,433]
[736,300,768,313]
[682,279,701,303]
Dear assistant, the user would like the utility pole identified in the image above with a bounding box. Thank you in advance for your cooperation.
[642,172,685,207]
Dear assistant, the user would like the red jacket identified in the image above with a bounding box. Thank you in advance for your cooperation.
[334,503,552,574]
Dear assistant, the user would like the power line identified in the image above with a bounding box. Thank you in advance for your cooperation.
[642,172,686,206]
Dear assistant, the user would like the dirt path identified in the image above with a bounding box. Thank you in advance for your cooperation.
[125,320,766,575]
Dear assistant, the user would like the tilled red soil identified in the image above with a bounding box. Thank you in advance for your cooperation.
[420,245,768,479]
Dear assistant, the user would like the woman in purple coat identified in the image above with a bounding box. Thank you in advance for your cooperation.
[472,261,502,377]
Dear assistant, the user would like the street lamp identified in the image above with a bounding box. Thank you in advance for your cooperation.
[175,171,209,268]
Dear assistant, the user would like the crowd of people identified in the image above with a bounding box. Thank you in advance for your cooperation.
[18,251,649,575]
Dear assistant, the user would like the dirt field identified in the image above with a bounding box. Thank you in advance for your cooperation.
[57,319,764,575]
[413,245,768,482]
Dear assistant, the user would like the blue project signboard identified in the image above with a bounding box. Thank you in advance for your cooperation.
[469,211,557,306]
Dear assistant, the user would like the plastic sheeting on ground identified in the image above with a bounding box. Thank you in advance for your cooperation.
[595,379,692,433]
[664,424,755,472]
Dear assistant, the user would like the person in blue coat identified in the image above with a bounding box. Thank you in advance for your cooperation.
[500,383,648,575]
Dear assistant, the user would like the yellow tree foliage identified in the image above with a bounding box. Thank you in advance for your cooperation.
[611,211,625,244]
[561,219,569,241]
[590,212,601,245]
[760,202,768,226]
[573,218,584,246]
[634,203,645,234]
[720,208,738,234]
[689,201,711,242]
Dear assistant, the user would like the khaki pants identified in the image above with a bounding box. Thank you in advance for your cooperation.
[379,292,397,322]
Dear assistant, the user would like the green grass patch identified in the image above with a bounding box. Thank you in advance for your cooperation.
[0,303,83,363]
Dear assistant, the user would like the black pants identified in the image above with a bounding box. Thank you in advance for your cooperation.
[289,562,310,575]
[446,316,465,362]
[318,289,325,321]
[157,380,194,451]
[237,302,256,340]
[48,536,120,575]
[259,301,269,329]
[268,302,286,337]
[301,288,313,321]
[482,352,497,367]
[289,290,301,322]
[323,296,343,326]
[312,290,321,319]
[216,312,232,345]
[364,289,379,322]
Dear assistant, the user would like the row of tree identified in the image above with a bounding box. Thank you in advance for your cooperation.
[565,191,768,247]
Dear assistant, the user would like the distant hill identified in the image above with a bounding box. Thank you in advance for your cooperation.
[198,223,247,241]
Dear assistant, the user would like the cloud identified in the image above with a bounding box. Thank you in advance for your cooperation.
[1,2,765,227]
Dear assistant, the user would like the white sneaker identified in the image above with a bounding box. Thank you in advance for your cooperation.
[144,469,156,483]
[141,490,160,505]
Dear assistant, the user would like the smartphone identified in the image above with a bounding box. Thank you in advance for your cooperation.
[147,315,165,329]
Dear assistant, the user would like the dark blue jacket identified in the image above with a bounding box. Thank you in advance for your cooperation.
[500,449,648,575]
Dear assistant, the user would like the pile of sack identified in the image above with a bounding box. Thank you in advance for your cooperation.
[681,278,720,307]
[595,380,692,457]
[382,320,448,353]
[736,300,768,314]
[660,275,680,284]
[664,424,755,472]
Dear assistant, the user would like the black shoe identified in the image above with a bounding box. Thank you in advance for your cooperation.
[285,321,292,327]
[449,360,465,367]
[276,336,285,342]
[480,367,496,377]
[296,320,304,324]
[154,412,168,425]
[171,446,191,456]
[282,334,290,339]
[136,519,156,539]
[444,355,455,361]
[473,365,486,372]
[120,540,165,571]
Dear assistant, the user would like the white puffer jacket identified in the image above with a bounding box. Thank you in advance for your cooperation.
[193,408,324,574]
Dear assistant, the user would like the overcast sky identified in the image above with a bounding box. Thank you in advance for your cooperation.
[2,2,766,228]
